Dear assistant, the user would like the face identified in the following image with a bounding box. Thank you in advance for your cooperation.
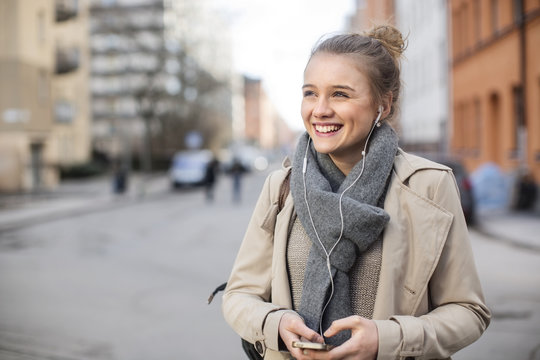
[301,52,380,171]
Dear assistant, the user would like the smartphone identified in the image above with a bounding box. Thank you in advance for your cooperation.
[291,341,334,351]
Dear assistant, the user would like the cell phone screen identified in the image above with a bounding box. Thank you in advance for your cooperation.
[291,341,333,351]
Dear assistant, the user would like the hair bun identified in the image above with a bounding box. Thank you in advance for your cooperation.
[364,24,407,61]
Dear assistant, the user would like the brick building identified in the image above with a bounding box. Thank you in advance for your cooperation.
[450,0,540,181]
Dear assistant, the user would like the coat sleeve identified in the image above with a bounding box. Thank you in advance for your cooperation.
[374,170,491,359]
[222,169,294,356]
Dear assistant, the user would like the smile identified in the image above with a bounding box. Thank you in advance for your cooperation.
[314,124,342,133]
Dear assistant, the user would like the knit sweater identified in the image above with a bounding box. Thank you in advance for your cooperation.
[287,216,382,319]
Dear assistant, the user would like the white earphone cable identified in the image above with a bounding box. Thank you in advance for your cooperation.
[302,108,383,337]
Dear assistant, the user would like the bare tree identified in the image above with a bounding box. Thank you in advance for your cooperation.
[90,1,232,173]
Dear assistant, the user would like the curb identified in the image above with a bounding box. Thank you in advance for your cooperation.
[471,220,540,253]
[0,191,170,235]
[473,226,540,253]
[0,173,171,234]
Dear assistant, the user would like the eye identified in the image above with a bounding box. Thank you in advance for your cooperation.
[333,91,349,98]
[303,90,316,97]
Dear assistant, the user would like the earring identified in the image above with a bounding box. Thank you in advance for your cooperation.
[376,122,382,127]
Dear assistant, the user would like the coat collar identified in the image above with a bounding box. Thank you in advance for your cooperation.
[274,151,455,316]
[281,149,449,183]
[392,149,450,184]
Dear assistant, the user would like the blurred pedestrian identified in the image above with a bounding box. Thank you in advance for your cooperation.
[514,170,537,211]
[112,161,128,195]
[204,157,220,202]
[229,157,246,203]
[222,24,490,360]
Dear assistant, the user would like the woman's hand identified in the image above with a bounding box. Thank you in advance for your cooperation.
[279,312,324,359]
[303,316,379,360]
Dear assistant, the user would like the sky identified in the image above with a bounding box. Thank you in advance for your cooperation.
[210,0,356,131]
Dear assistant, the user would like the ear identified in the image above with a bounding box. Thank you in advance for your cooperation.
[381,93,393,118]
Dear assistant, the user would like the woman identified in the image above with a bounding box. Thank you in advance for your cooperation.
[222,25,490,360]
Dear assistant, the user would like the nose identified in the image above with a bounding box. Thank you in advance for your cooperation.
[313,97,333,118]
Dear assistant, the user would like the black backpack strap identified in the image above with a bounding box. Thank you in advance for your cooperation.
[277,168,291,213]
[207,282,227,304]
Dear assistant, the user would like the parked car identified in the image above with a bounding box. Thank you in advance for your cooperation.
[169,150,213,188]
[440,159,476,225]
[414,154,476,225]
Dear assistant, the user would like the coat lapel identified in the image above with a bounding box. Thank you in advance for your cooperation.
[373,154,454,319]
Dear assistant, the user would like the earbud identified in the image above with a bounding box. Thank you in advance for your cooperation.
[303,138,310,174]
[374,106,383,127]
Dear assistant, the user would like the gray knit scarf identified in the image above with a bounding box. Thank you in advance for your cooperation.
[290,123,398,346]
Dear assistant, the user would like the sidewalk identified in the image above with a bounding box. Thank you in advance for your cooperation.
[0,173,168,233]
[473,208,540,252]
[1,174,539,252]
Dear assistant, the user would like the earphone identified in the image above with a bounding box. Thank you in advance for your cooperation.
[302,105,383,336]
[375,105,383,127]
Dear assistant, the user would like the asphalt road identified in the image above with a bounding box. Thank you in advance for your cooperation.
[0,170,538,360]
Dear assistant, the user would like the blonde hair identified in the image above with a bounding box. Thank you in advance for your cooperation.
[309,24,407,122]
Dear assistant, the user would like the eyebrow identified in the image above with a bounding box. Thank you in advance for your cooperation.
[302,84,355,91]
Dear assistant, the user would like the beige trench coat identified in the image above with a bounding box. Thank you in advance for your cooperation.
[222,150,491,360]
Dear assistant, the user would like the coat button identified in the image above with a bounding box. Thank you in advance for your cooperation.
[255,341,263,354]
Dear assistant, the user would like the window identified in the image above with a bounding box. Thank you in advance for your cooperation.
[30,143,44,188]
[473,0,481,44]
[452,9,460,57]
[454,103,465,150]
[488,92,501,162]
[513,0,524,24]
[513,86,525,128]
[38,70,49,102]
[462,3,470,53]
[464,101,476,151]
[490,0,499,34]
[473,98,482,154]
[459,4,468,54]
[512,86,525,158]
[55,100,76,123]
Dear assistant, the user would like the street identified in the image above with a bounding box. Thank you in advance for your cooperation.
[454,231,540,360]
[0,170,539,360]
[0,171,258,360]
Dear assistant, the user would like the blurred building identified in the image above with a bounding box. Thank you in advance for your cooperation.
[243,76,296,151]
[0,0,91,192]
[349,0,449,153]
[450,0,540,180]
[396,1,450,153]
[349,0,395,29]
[348,0,540,188]
[54,0,92,170]
[89,0,233,169]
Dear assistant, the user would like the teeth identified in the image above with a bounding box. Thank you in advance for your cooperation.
[315,124,341,133]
